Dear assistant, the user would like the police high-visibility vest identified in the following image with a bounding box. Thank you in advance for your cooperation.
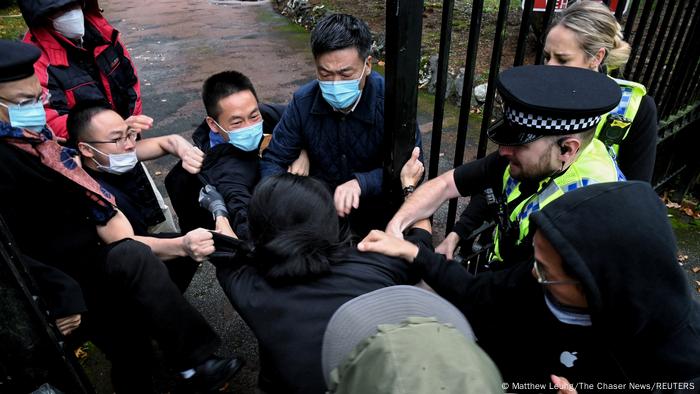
[492,138,625,262]
[595,78,647,156]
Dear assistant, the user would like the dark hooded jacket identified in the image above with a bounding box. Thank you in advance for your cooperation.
[412,182,700,392]
[20,0,141,139]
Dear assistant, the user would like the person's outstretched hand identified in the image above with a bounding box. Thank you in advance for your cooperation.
[125,114,154,133]
[358,230,419,262]
[182,228,215,262]
[181,146,205,174]
[435,231,460,260]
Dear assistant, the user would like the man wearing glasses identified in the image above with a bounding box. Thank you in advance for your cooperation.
[358,181,700,390]
[67,102,213,292]
[0,40,242,392]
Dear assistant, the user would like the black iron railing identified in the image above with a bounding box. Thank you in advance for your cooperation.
[0,217,94,393]
[385,0,700,234]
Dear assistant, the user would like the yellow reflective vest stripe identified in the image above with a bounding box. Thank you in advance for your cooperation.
[595,78,647,156]
[492,139,625,262]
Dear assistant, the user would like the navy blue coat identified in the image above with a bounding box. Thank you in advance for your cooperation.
[260,71,422,197]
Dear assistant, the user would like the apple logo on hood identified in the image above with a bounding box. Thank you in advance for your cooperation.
[560,351,578,368]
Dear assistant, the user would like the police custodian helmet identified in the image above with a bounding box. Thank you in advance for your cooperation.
[488,65,621,146]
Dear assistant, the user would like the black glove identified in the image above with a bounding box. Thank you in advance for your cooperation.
[199,185,228,219]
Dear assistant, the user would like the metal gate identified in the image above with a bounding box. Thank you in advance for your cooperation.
[384,0,700,234]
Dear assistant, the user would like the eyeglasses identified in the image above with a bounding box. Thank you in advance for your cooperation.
[0,92,52,108]
[82,129,138,148]
[533,259,580,286]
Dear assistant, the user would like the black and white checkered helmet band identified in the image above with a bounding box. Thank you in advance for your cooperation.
[505,106,600,132]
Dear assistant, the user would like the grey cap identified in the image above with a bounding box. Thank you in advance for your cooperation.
[321,285,476,386]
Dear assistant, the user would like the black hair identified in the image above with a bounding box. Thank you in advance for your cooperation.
[310,13,372,59]
[66,100,112,147]
[248,174,351,284]
[202,70,258,121]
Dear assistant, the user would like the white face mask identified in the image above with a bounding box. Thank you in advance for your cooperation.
[52,9,85,41]
[84,144,138,175]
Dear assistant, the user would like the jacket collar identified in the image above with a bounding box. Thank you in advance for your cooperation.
[192,120,213,152]
[309,71,379,125]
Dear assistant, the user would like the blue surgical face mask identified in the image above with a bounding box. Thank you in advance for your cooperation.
[0,100,47,132]
[84,143,138,174]
[318,62,368,110]
[213,120,263,152]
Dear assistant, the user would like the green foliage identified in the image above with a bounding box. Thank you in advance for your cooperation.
[0,5,27,40]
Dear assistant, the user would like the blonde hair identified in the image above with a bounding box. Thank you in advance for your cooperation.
[554,1,631,71]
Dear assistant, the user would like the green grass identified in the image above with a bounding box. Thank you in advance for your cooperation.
[668,209,700,230]
[479,0,522,13]
[0,5,26,40]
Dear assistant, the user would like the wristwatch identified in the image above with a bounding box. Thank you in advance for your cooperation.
[403,185,415,197]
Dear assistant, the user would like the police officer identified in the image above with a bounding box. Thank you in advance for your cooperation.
[387,65,625,267]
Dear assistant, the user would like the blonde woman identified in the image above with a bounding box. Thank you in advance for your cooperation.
[545,0,657,182]
[437,2,657,262]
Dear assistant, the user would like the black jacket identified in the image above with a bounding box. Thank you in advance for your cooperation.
[214,230,427,394]
[414,182,700,392]
[0,142,116,317]
[165,103,284,237]
[531,181,700,388]
[86,165,163,236]
[192,122,259,239]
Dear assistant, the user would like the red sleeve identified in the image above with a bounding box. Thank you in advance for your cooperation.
[24,34,70,139]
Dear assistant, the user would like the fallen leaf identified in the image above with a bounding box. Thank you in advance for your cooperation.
[696,280,700,286]
[74,347,87,361]
[377,61,385,66]
[682,207,695,217]
[692,267,700,273]
[666,202,681,209]
[678,254,689,262]
[154,171,162,176]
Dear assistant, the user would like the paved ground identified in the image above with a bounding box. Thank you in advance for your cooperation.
[90,0,316,392]
[83,0,699,392]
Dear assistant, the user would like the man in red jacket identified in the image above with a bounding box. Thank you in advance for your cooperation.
[19,0,153,139]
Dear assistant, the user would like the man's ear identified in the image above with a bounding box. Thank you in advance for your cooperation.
[206,116,220,134]
[365,55,373,74]
[557,137,582,160]
[77,142,95,158]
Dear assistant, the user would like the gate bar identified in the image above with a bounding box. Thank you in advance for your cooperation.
[443,0,485,233]
[384,0,424,205]
[428,0,456,180]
